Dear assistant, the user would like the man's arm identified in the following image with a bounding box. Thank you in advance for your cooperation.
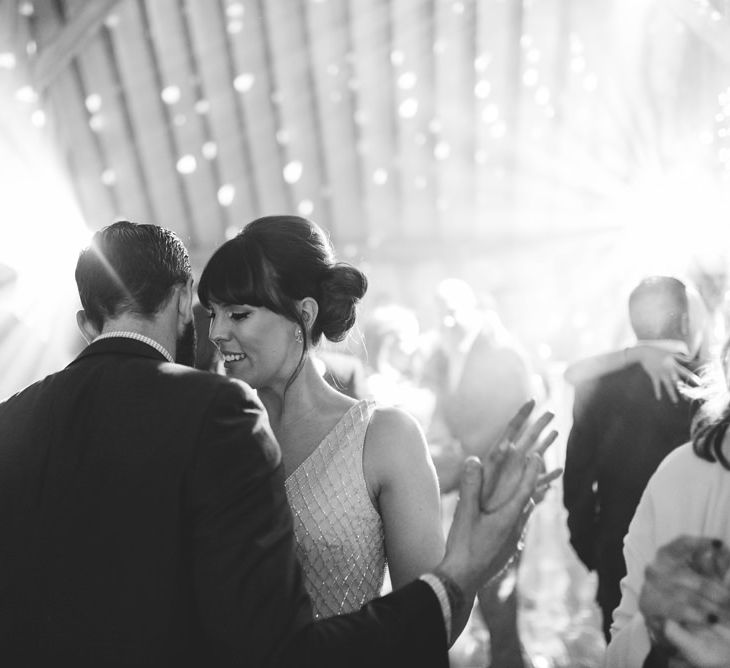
[186,381,313,667]
[187,380,449,668]
[187,381,554,668]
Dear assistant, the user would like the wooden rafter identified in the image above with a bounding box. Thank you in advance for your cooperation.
[31,0,123,92]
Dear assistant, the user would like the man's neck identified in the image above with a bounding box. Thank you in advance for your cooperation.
[100,317,176,360]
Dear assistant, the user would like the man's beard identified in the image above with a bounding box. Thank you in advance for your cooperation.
[175,320,197,367]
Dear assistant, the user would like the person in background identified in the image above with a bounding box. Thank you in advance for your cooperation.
[605,333,730,667]
[0,219,557,668]
[422,277,539,668]
[361,302,436,426]
[312,347,369,400]
[565,276,703,642]
[563,281,709,400]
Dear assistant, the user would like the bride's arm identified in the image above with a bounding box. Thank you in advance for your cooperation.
[363,406,447,593]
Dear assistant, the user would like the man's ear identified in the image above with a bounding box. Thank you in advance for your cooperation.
[178,278,194,324]
[76,310,100,344]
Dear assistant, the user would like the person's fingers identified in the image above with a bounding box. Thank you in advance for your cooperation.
[652,377,662,401]
[536,467,563,489]
[661,375,679,403]
[641,577,710,626]
[676,364,700,385]
[479,402,536,499]
[532,468,562,505]
[457,456,483,521]
[481,439,512,503]
[516,411,554,454]
[532,429,559,458]
[489,451,542,518]
[499,399,536,448]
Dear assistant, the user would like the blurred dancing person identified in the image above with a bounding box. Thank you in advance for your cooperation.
[565,276,703,641]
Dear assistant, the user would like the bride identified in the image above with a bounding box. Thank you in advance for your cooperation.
[198,215,445,622]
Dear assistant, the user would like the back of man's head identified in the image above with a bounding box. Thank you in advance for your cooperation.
[75,221,191,331]
[628,276,689,342]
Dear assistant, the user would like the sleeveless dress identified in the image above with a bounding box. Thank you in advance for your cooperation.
[284,399,386,619]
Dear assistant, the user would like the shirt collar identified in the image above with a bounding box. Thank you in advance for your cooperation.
[93,331,174,363]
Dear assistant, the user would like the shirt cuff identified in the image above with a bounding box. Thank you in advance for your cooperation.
[419,573,452,645]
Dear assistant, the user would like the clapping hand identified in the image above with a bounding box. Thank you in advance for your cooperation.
[435,400,561,634]
[480,400,560,514]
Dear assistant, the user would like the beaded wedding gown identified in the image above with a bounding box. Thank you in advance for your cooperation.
[284,399,386,619]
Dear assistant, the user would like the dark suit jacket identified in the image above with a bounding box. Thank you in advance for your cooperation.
[0,337,446,668]
[563,361,696,616]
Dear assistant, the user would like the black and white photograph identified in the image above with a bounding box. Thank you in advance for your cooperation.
[2,1,730,666]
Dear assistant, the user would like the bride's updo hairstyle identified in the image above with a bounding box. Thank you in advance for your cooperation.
[198,215,367,382]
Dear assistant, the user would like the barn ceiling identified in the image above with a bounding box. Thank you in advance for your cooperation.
[1,0,730,274]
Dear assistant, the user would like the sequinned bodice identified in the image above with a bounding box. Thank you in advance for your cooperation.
[284,400,385,619]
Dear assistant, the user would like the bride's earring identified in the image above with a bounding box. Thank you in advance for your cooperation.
[294,327,303,343]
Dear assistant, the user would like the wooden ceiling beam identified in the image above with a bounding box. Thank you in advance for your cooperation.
[31,0,123,92]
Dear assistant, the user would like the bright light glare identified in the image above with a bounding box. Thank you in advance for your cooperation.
[610,168,730,281]
[0,93,91,396]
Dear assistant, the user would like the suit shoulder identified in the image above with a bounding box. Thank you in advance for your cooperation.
[162,364,256,397]
[0,367,65,412]
[575,365,643,397]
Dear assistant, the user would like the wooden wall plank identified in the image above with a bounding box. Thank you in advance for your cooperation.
[348,0,399,248]
[474,0,519,237]
[184,0,258,231]
[259,0,329,227]
[31,0,116,228]
[304,0,365,246]
[225,0,292,216]
[391,0,437,239]
[144,0,227,249]
[32,0,122,92]
[62,0,154,227]
[433,0,476,240]
[95,0,196,245]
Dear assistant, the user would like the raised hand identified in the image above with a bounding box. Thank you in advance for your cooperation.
[480,399,560,513]
[433,401,561,640]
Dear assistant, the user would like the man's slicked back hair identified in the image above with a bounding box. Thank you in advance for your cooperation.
[75,220,191,330]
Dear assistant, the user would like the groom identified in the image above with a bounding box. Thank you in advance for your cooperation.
[0,221,552,667]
